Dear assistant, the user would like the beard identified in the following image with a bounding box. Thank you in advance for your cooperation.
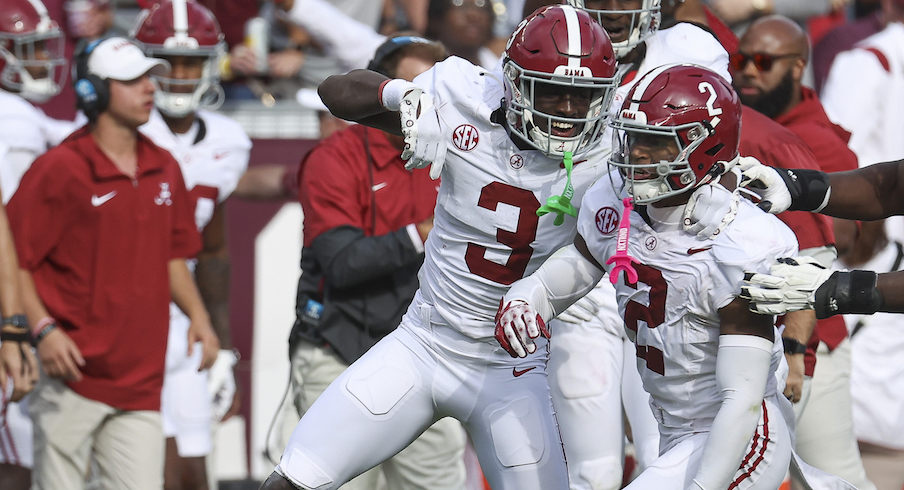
[739,70,794,119]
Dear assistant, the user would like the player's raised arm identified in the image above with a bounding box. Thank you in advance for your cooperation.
[318,69,401,134]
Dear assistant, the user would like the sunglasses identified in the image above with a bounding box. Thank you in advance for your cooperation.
[729,51,800,72]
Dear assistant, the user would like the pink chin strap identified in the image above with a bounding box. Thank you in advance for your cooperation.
[606,197,639,285]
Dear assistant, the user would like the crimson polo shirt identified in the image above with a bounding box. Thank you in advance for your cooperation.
[299,124,437,247]
[775,88,858,363]
[8,127,201,411]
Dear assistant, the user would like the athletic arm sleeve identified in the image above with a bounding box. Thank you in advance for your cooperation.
[690,334,774,490]
[503,243,605,322]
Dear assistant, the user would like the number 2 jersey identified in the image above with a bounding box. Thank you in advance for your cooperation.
[411,56,610,341]
[576,172,798,431]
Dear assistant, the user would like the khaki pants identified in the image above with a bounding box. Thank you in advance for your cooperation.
[29,377,164,490]
[290,339,466,490]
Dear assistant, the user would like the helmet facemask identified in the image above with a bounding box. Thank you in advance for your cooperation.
[609,114,724,204]
[147,45,224,117]
[503,59,616,159]
[0,29,65,101]
[567,0,661,59]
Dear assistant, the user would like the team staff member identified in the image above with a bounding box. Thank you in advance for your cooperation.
[7,37,218,490]
[289,34,466,490]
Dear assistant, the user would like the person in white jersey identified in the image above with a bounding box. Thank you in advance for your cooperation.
[260,5,619,489]
[0,1,78,488]
[133,1,250,488]
[497,64,796,489]
[538,2,731,487]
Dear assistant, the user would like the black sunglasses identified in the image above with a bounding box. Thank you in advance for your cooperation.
[729,51,800,72]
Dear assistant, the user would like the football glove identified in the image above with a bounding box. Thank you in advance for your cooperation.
[738,156,831,214]
[682,182,740,240]
[740,256,833,315]
[399,87,446,180]
[208,349,238,422]
[495,300,549,358]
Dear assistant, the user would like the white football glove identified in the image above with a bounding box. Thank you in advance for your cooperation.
[737,156,793,214]
[682,182,740,240]
[495,300,550,358]
[208,349,238,422]
[739,256,834,315]
[399,88,447,180]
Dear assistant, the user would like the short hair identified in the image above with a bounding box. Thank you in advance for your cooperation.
[367,33,448,78]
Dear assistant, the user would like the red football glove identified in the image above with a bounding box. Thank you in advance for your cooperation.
[494,300,549,358]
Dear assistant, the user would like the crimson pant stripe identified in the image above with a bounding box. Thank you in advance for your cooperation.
[729,401,770,489]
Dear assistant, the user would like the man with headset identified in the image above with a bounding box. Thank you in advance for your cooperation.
[287,34,467,490]
[7,36,218,489]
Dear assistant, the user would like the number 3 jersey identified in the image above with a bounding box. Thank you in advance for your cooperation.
[412,56,609,341]
[576,172,798,430]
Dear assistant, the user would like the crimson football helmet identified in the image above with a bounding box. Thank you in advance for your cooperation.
[609,64,740,204]
[503,5,617,159]
[132,0,225,116]
[0,0,65,101]
[566,0,661,59]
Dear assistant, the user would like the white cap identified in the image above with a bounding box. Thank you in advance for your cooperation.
[87,37,170,81]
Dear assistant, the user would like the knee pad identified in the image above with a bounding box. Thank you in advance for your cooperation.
[279,448,335,490]
[344,349,417,415]
[488,396,545,467]
[573,455,624,490]
[552,338,617,399]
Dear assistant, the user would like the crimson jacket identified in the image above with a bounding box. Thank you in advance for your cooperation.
[291,125,438,364]
[9,127,200,410]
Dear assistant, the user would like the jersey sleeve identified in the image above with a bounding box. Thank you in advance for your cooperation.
[655,24,731,82]
[707,205,799,310]
[413,56,501,123]
[203,113,252,202]
[575,173,621,271]
[7,150,79,270]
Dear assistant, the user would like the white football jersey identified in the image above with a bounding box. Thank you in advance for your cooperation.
[611,23,731,113]
[576,172,797,429]
[412,56,610,340]
[140,109,251,232]
[0,90,80,202]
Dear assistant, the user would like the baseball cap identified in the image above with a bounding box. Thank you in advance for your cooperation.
[86,37,169,81]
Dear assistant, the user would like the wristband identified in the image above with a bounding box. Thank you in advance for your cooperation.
[380,78,418,111]
[814,270,882,319]
[781,337,807,355]
[32,322,57,345]
[2,314,28,329]
[0,330,30,342]
[31,316,56,338]
[781,168,832,212]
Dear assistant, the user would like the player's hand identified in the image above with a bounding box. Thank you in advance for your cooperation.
[737,156,792,213]
[0,338,38,401]
[556,293,602,324]
[208,349,239,422]
[682,183,739,239]
[783,352,805,403]
[399,88,447,180]
[37,328,85,382]
[495,300,549,358]
[740,256,833,315]
[187,317,220,371]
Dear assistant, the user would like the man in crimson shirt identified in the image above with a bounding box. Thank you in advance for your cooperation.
[730,16,875,490]
[7,37,219,490]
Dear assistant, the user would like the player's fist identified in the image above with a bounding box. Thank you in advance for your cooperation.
[737,156,792,213]
[682,182,739,239]
[495,300,549,358]
[399,88,447,180]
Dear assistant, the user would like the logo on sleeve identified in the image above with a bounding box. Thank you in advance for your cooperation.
[154,182,173,206]
[452,124,479,151]
[91,191,117,207]
[595,207,619,235]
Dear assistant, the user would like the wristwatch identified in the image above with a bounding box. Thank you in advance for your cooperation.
[782,337,807,355]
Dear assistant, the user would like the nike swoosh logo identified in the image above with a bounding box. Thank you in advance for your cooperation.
[214,151,228,160]
[371,182,388,192]
[687,246,712,255]
[512,366,536,377]
[91,191,117,207]
[559,159,588,169]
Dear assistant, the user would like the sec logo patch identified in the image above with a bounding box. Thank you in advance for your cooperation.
[452,124,479,151]
[595,207,618,234]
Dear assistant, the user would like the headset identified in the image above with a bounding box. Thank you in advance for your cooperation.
[366,35,436,77]
[73,38,110,120]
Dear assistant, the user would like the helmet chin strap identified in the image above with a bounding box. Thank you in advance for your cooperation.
[536,151,577,226]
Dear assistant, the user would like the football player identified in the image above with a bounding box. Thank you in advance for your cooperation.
[545,2,731,486]
[133,1,249,488]
[497,64,796,489]
[260,5,618,489]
